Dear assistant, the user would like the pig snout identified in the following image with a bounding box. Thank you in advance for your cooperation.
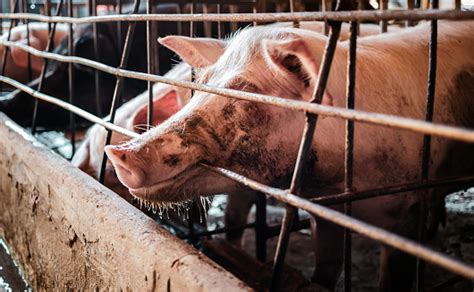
[105,145,147,189]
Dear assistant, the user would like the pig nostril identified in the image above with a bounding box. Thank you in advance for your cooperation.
[120,153,127,161]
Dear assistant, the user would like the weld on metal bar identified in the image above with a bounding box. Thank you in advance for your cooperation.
[311,175,474,206]
[417,0,439,289]
[3,39,474,144]
[99,0,141,184]
[0,9,473,24]
[202,164,474,281]
[32,0,64,135]
[270,12,344,291]
[3,73,474,281]
[343,20,357,292]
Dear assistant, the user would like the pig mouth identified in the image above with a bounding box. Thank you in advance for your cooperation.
[127,165,202,204]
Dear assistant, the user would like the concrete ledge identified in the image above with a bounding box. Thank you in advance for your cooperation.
[0,113,250,291]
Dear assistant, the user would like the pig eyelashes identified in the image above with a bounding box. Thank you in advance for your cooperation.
[280,54,311,88]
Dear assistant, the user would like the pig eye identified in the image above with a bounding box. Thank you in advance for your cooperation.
[228,78,260,94]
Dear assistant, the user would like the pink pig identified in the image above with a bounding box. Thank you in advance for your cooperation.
[105,21,474,290]
[0,23,68,83]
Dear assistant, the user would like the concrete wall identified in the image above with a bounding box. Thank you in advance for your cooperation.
[0,113,251,291]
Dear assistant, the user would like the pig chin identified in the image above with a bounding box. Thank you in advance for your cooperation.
[126,165,236,204]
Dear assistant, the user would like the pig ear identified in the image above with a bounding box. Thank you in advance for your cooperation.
[10,37,44,72]
[130,90,180,133]
[263,37,333,105]
[158,36,225,68]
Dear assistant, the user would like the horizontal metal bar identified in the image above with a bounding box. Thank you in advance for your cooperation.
[0,76,139,139]
[2,39,474,144]
[0,10,473,24]
[311,175,474,205]
[202,164,474,281]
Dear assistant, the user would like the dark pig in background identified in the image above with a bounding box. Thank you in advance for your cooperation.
[0,4,243,129]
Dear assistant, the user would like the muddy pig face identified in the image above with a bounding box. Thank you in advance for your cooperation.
[106,27,332,204]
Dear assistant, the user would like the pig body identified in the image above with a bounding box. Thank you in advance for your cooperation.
[105,21,474,290]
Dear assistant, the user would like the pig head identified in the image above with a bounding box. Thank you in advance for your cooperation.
[105,27,335,203]
[72,62,195,200]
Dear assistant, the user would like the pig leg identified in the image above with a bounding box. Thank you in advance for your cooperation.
[378,201,420,291]
[225,190,257,247]
[311,216,344,289]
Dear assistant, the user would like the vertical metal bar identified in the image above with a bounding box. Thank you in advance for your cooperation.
[289,0,299,28]
[255,192,267,262]
[22,0,33,82]
[216,1,222,39]
[189,0,196,98]
[406,0,415,27]
[146,0,155,127]
[190,0,195,36]
[380,0,388,33]
[116,0,122,49]
[454,0,461,9]
[416,0,438,290]
[1,0,19,78]
[32,0,64,135]
[67,0,76,157]
[252,0,258,27]
[91,0,102,117]
[99,0,141,184]
[270,21,343,292]
[343,20,358,292]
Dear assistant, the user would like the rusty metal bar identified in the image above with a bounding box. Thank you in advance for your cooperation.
[311,175,474,206]
[202,164,474,281]
[21,0,33,82]
[99,0,141,183]
[343,20,358,292]
[146,0,155,127]
[0,0,18,80]
[4,39,474,144]
[270,16,344,291]
[91,0,102,117]
[216,1,222,38]
[116,0,122,49]
[31,0,64,135]
[417,0,439,289]
[1,9,473,24]
[380,0,388,32]
[67,0,76,157]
